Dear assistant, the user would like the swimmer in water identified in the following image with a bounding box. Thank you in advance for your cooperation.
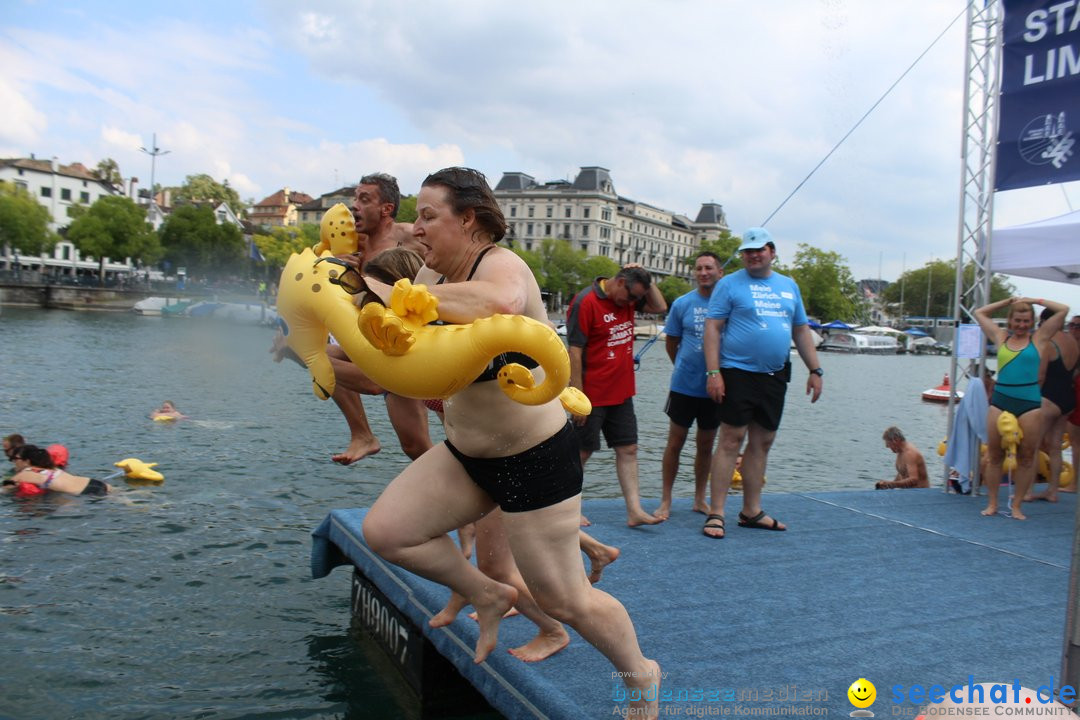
[5,445,111,496]
[150,401,186,420]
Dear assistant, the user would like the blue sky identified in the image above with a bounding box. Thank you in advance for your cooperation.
[3,0,1079,310]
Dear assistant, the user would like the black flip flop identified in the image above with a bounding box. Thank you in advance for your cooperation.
[737,510,786,531]
[702,514,725,539]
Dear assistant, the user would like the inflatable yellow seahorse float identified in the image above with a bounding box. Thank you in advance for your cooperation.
[275,209,590,415]
[997,411,1022,473]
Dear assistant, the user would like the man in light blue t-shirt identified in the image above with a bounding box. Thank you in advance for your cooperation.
[700,228,824,539]
[655,251,723,520]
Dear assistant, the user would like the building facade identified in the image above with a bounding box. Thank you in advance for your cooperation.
[249,187,315,228]
[296,186,357,226]
[1,157,124,231]
[493,166,728,281]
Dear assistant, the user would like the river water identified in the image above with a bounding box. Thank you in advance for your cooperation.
[0,308,957,719]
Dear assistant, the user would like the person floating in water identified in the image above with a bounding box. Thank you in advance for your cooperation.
[150,401,186,421]
[4,444,111,496]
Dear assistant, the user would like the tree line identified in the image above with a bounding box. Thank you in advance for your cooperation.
[1,170,1013,319]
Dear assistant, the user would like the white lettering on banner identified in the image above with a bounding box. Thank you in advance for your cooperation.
[1024,45,1080,85]
[1021,3,1080,87]
[1023,3,1080,43]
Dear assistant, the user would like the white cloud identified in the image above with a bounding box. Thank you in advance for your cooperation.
[0,76,46,152]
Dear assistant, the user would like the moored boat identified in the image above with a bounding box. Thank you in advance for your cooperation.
[921,373,963,403]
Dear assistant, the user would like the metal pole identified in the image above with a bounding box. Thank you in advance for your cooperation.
[139,133,170,228]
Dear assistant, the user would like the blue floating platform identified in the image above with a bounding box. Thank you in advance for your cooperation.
[312,489,1076,719]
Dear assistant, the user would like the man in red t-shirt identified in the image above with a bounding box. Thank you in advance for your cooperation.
[567,265,667,526]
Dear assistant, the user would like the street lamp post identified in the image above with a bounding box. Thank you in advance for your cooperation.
[139,133,170,227]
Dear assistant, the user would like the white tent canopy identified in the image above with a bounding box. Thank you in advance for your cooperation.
[990,209,1080,284]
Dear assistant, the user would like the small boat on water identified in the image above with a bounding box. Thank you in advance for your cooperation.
[819,331,900,354]
[922,373,964,403]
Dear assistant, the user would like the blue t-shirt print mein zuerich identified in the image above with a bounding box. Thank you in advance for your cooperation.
[706,270,808,374]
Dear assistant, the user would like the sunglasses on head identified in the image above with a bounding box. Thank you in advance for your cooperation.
[313,257,366,295]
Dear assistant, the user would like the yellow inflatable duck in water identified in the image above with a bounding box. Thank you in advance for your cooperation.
[275,211,590,415]
[114,458,165,483]
[997,411,1022,473]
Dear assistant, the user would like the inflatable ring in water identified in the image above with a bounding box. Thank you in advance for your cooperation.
[276,246,591,415]
[152,414,178,423]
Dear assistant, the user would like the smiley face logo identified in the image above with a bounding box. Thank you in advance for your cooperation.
[848,678,877,709]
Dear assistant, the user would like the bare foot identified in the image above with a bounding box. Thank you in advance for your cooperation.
[579,514,591,527]
[627,510,664,527]
[692,501,710,515]
[584,541,620,584]
[458,523,476,559]
[430,592,469,628]
[508,627,570,662]
[471,582,518,664]
[981,505,998,516]
[625,658,661,719]
[331,437,381,465]
[1025,491,1058,503]
[268,330,289,362]
[653,501,671,521]
[467,607,520,621]
[1010,506,1027,520]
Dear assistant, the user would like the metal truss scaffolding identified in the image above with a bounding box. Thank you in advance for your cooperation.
[945,0,1001,480]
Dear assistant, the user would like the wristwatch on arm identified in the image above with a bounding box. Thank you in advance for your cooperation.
[810,367,824,377]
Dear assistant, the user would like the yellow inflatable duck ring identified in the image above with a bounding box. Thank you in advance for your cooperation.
[114,458,165,483]
[276,244,590,415]
[997,411,1022,473]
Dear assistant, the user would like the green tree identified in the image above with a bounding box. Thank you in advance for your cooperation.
[0,180,58,255]
[94,158,123,189]
[159,205,244,279]
[785,244,863,322]
[696,228,742,273]
[172,174,245,217]
[397,195,417,223]
[67,195,160,283]
[253,226,312,273]
[881,260,1015,319]
[657,275,692,305]
[580,255,620,285]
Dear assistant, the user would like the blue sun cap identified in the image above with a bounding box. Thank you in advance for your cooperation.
[737,227,775,253]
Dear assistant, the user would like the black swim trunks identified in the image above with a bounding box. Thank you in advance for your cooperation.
[80,479,108,497]
[443,422,583,513]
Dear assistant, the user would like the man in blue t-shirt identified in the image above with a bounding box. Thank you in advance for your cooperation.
[655,251,723,520]
[700,228,824,539]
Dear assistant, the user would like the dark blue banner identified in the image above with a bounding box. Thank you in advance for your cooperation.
[995,0,1080,191]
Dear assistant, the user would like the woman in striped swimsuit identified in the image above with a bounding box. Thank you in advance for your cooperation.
[975,297,1068,519]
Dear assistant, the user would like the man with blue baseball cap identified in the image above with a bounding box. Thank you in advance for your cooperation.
[699,227,824,539]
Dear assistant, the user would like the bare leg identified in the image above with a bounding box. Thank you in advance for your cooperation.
[982,407,1006,516]
[330,388,380,464]
[739,423,784,529]
[578,447,593,526]
[363,446,517,663]
[501,496,660,716]
[472,511,570,662]
[1010,410,1045,520]
[657,421,689,520]
[457,522,476,559]
[1029,403,1065,502]
[579,529,620,583]
[1067,423,1080,493]
[693,427,718,514]
[704,423,746,538]
[614,444,663,526]
[385,393,432,460]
